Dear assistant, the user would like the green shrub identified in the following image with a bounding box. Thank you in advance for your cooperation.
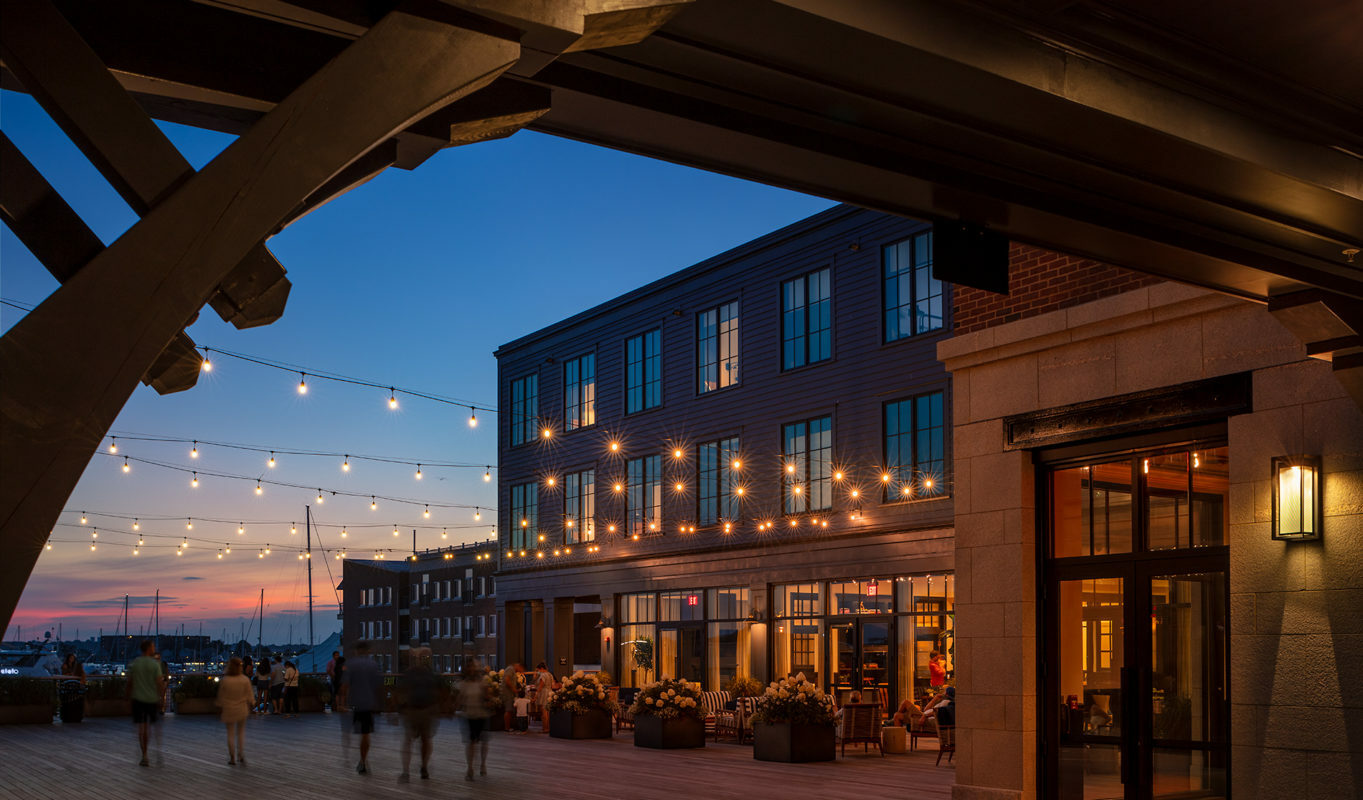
[85,677,128,701]
[299,675,331,702]
[0,678,56,706]
[172,674,218,702]
[724,675,763,698]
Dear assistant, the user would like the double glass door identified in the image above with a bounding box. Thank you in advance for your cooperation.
[658,624,704,684]
[830,619,891,704]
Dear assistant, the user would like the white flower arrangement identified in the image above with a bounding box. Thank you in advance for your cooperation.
[547,670,619,716]
[751,673,836,726]
[629,677,703,719]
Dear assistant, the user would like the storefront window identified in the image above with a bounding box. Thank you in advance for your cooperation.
[619,592,656,688]
[659,590,705,622]
[707,587,750,619]
[828,579,893,615]
[773,618,824,684]
[906,574,953,698]
[774,582,822,618]
[706,587,751,689]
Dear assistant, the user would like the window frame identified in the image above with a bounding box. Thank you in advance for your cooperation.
[697,300,740,395]
[781,267,832,370]
[509,373,539,447]
[626,328,663,414]
[510,482,538,550]
[564,468,596,544]
[782,415,833,513]
[696,436,741,526]
[627,454,663,536]
[883,231,943,342]
[883,390,947,501]
[563,352,596,431]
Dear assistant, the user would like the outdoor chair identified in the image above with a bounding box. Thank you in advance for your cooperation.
[839,703,884,757]
[715,696,757,744]
[616,687,639,732]
[699,690,731,740]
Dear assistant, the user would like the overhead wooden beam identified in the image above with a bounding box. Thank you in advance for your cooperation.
[0,3,521,630]
[0,0,291,330]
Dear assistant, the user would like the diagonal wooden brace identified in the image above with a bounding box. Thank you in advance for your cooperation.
[0,4,520,629]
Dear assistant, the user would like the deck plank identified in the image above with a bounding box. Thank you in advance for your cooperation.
[0,712,954,799]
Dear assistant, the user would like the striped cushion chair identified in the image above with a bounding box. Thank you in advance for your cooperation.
[698,691,731,738]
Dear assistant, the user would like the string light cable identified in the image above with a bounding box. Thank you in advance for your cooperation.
[104,432,492,475]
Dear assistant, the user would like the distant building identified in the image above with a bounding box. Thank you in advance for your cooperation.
[339,540,498,673]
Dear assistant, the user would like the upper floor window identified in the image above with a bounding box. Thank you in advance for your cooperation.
[627,455,663,536]
[782,268,831,370]
[884,391,946,499]
[697,436,741,526]
[564,353,596,430]
[884,231,942,341]
[697,301,739,394]
[626,329,662,413]
[564,469,596,544]
[783,416,832,512]
[510,373,538,446]
[510,482,538,550]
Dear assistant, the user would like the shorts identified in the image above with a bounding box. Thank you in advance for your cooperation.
[353,710,375,735]
[270,684,284,700]
[404,705,437,739]
[132,700,159,724]
[465,717,487,743]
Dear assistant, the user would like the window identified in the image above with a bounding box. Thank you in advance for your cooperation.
[477,577,485,598]
[697,437,740,525]
[443,617,451,638]
[783,416,832,512]
[443,579,451,600]
[510,482,538,550]
[697,301,739,393]
[627,455,662,536]
[510,373,538,446]
[782,268,831,369]
[453,617,462,637]
[626,329,662,413]
[884,231,942,341]
[451,579,461,600]
[477,616,486,637]
[564,469,596,544]
[488,615,497,638]
[884,391,946,498]
[488,577,495,597]
[563,353,596,430]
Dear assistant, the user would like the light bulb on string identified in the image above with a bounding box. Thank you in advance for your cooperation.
[833,470,844,481]
[732,459,742,470]
[393,525,400,537]
[217,549,223,559]
[190,441,199,459]
[191,472,199,488]
[238,523,245,535]
[415,465,423,480]
[610,441,621,453]
[468,407,477,427]
[371,497,378,511]
[388,389,398,410]
[423,505,430,519]
[264,544,270,554]
[225,544,231,554]
[91,529,98,539]
[90,543,96,552]
[108,437,118,454]
[186,518,193,530]
[45,541,52,551]
[80,513,87,525]
[317,490,325,504]
[201,351,212,372]
[137,537,144,547]
[483,467,491,483]
[132,519,140,531]
[122,458,130,473]
[255,481,263,496]
[342,456,350,472]
[268,452,276,469]
[181,537,188,548]
[297,373,308,394]
[441,529,448,539]
[133,547,139,555]
[341,528,348,538]
[474,508,481,521]
[290,524,297,535]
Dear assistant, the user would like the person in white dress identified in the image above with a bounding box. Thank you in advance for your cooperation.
[216,657,254,765]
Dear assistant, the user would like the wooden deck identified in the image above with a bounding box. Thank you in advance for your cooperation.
[0,712,955,800]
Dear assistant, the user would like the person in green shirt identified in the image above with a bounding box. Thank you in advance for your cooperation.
[126,640,165,766]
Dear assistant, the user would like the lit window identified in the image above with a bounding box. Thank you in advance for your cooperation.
[565,469,596,544]
[783,416,832,512]
[510,482,538,550]
[697,301,739,393]
[563,353,596,430]
[627,455,662,536]
[697,437,740,525]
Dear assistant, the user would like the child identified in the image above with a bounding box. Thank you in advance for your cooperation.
[512,687,531,733]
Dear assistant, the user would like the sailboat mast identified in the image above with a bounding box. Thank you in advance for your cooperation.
[257,588,263,660]
[306,505,314,650]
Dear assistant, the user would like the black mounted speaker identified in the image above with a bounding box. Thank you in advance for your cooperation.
[932,221,1009,295]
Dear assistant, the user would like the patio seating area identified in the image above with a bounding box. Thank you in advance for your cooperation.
[0,711,954,800]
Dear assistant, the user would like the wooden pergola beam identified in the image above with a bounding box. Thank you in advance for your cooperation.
[0,3,521,629]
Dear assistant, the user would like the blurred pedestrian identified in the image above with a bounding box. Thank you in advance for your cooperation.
[344,640,382,775]
[283,661,300,717]
[61,653,87,683]
[216,657,253,765]
[269,656,286,714]
[333,655,348,712]
[397,647,439,782]
[458,661,492,781]
[325,650,339,710]
[501,662,521,730]
[533,662,554,732]
[126,640,165,766]
[255,656,272,714]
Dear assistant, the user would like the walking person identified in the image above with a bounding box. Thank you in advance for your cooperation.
[216,657,253,765]
[501,662,522,730]
[126,640,165,766]
[457,661,492,781]
[397,647,439,782]
[325,650,339,711]
[533,662,555,732]
[255,656,272,714]
[333,654,348,712]
[283,661,300,717]
[269,656,286,714]
[343,641,382,775]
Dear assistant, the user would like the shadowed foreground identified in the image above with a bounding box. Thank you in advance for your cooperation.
[0,712,953,800]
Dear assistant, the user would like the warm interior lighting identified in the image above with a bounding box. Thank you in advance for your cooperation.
[1272,455,1322,541]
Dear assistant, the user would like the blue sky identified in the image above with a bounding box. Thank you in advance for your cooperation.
[1,89,834,645]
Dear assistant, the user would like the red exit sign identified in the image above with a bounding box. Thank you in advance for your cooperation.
[686,594,699,606]
[866,582,879,596]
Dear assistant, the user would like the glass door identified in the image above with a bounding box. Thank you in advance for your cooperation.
[659,624,705,684]
[830,621,856,701]
[828,620,894,706]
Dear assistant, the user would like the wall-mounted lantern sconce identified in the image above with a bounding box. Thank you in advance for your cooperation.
[747,608,765,622]
[595,616,613,630]
[1272,455,1322,541]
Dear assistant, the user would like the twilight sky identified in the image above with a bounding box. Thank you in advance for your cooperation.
[0,89,834,645]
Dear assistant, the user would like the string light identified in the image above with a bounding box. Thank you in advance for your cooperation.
[849,489,860,499]
[45,541,52,550]
[393,525,400,536]
[674,482,685,492]
[785,463,796,474]
[190,472,199,488]
[291,524,297,535]
[341,528,348,538]
[371,497,378,511]
[255,481,263,495]
[388,389,398,410]
[133,547,139,555]
[109,437,118,454]
[613,483,623,493]
[265,544,271,554]
[91,529,98,539]
[342,456,350,472]
[137,537,144,546]
[268,452,276,468]
[468,407,477,427]
[190,441,199,459]
[441,529,447,539]
[80,513,87,524]
[923,477,934,491]
[90,543,96,551]
[180,538,188,548]
[732,459,742,470]
[833,470,844,481]
[133,519,140,531]
[484,467,492,482]
[542,427,553,439]
[423,505,431,519]
[735,487,745,496]
[415,465,422,480]
[122,458,130,473]
[672,448,683,459]
[610,441,621,453]
[474,508,481,521]
[881,473,892,483]
[238,524,245,535]
[315,490,324,504]
[298,373,308,394]
[217,549,223,559]
[901,485,912,497]
[608,524,616,533]
[201,354,212,372]
[186,518,193,530]
[225,544,231,554]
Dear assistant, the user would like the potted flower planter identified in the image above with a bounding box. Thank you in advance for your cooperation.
[634,713,705,748]
[549,708,613,739]
[753,721,836,762]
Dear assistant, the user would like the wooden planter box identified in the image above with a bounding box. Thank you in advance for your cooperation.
[634,714,705,749]
[174,697,217,715]
[86,698,131,717]
[487,712,507,731]
[549,708,612,739]
[753,721,836,762]
[299,696,326,713]
[0,705,53,724]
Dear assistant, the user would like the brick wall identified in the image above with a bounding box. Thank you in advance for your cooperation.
[954,243,1163,333]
